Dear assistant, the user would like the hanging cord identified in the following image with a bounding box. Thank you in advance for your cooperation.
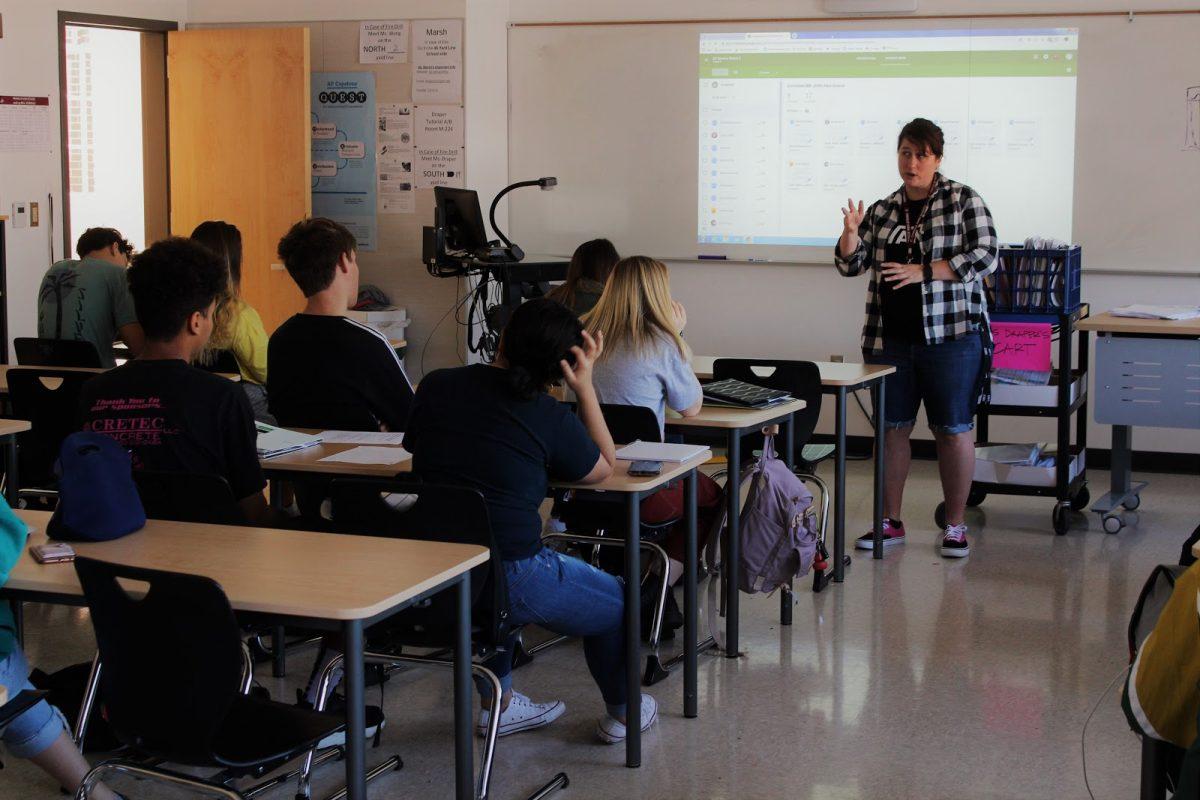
[1082,664,1133,800]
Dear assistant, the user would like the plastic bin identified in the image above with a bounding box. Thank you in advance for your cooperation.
[987,246,1081,315]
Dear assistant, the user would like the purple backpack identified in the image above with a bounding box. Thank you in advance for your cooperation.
[714,434,818,594]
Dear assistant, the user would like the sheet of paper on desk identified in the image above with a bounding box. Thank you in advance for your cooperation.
[991,322,1052,372]
[319,430,406,445]
[1110,305,1200,320]
[318,446,412,465]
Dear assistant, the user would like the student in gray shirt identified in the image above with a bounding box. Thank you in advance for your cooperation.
[37,227,144,367]
[582,256,723,616]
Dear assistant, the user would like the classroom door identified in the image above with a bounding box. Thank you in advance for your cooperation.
[166,27,311,333]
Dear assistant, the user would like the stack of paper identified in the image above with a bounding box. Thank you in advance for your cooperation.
[975,443,1043,466]
[1110,305,1200,321]
[256,423,323,458]
[615,441,710,463]
[318,446,411,466]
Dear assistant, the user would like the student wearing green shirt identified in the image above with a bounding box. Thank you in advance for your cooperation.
[0,498,119,799]
[37,227,144,368]
[191,221,273,423]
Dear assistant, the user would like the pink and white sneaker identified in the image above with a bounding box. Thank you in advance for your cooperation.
[855,518,906,550]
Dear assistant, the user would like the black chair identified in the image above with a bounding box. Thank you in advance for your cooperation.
[71,556,371,800]
[198,348,242,376]
[133,470,244,526]
[273,401,380,433]
[312,480,568,800]
[544,403,679,684]
[7,368,100,495]
[710,358,833,593]
[14,337,103,368]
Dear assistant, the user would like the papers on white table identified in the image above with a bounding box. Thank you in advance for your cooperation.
[318,446,412,465]
[318,430,406,445]
[615,441,710,463]
[1110,305,1200,321]
[257,423,322,458]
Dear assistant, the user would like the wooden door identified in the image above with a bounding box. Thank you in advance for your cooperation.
[167,27,310,333]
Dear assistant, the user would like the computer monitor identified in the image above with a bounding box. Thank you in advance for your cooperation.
[435,187,489,256]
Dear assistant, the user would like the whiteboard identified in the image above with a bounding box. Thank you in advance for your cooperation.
[508,15,1200,274]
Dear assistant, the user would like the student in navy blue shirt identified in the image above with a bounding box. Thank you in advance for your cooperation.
[405,299,658,744]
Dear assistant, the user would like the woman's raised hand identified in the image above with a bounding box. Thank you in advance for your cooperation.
[842,197,865,234]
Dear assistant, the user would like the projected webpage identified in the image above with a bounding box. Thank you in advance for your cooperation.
[698,29,1079,247]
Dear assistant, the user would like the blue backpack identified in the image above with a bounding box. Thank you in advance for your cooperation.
[48,432,146,542]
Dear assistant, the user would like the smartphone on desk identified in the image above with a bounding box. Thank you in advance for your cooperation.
[30,542,76,564]
[628,460,663,477]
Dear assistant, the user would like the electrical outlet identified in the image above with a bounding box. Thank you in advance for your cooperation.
[830,354,845,363]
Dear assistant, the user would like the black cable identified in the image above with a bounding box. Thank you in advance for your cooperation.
[420,279,475,377]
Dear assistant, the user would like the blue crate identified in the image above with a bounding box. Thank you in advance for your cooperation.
[986,246,1081,316]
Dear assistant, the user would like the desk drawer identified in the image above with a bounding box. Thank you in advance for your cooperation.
[1094,335,1200,429]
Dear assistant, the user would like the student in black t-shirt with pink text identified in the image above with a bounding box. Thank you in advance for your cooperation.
[79,237,274,526]
[268,218,413,431]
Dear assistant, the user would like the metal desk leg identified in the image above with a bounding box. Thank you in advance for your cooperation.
[683,470,698,719]
[272,626,287,677]
[11,600,22,646]
[5,434,18,506]
[872,380,886,560]
[780,417,795,626]
[833,388,848,582]
[342,619,366,800]
[454,574,473,799]
[268,478,284,511]
[624,492,642,767]
[1140,736,1168,800]
[724,431,741,656]
[1111,425,1133,498]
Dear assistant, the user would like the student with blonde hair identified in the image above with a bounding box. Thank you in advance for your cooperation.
[582,256,722,628]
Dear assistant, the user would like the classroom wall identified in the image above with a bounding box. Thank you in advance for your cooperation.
[503,0,1200,455]
[0,0,188,359]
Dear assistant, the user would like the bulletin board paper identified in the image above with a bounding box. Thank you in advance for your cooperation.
[992,322,1053,372]
[413,20,463,104]
[312,73,377,251]
[0,96,50,152]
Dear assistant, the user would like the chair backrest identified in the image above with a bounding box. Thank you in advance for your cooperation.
[273,400,380,432]
[74,556,243,765]
[196,349,241,375]
[600,403,662,444]
[328,479,509,646]
[14,337,103,368]
[7,368,100,488]
[712,359,823,447]
[133,470,244,526]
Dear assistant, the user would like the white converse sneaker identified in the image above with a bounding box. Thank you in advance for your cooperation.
[940,524,970,558]
[477,691,565,738]
[596,694,658,744]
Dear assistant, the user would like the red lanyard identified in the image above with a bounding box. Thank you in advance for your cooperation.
[903,181,935,263]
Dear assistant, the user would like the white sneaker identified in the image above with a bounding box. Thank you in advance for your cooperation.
[477,691,565,738]
[596,694,658,744]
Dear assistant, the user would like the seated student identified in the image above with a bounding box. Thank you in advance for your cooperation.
[190,220,274,423]
[404,298,657,744]
[37,227,145,367]
[545,238,620,316]
[269,218,413,430]
[583,256,723,598]
[78,237,274,527]
[0,499,120,800]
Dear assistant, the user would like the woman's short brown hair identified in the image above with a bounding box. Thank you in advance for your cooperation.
[897,118,944,158]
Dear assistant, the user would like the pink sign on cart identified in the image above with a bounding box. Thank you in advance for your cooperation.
[991,322,1052,371]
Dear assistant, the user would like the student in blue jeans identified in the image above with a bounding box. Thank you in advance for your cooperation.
[404,299,658,744]
[0,499,119,799]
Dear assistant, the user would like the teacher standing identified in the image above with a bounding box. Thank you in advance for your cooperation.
[834,118,997,559]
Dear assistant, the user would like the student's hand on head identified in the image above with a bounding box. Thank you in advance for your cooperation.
[842,197,865,234]
[672,300,688,333]
[560,330,604,393]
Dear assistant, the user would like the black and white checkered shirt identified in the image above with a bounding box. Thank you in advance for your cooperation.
[834,174,998,354]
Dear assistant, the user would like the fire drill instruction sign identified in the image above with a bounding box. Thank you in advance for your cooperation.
[359,21,408,64]
[415,147,464,188]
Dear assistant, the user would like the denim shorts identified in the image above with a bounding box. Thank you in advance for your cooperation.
[0,645,69,759]
[867,333,983,435]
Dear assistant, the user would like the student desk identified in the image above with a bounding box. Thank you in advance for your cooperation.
[664,399,807,659]
[3,509,488,800]
[1076,313,1200,533]
[692,357,895,569]
[0,418,30,506]
[261,438,712,770]
[0,364,240,395]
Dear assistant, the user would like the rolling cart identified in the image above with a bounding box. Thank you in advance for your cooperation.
[934,246,1089,536]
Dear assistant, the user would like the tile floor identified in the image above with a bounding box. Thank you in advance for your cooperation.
[7,459,1197,799]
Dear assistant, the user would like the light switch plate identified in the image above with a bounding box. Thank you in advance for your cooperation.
[10,202,28,228]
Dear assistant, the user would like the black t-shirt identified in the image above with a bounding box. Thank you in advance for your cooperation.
[880,195,929,344]
[403,364,601,561]
[268,314,414,432]
[78,359,265,501]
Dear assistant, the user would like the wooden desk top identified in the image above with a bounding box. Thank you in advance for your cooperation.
[1076,312,1200,337]
[691,356,895,386]
[551,449,712,492]
[261,441,413,477]
[0,364,239,394]
[0,419,31,436]
[665,397,807,430]
[8,510,487,621]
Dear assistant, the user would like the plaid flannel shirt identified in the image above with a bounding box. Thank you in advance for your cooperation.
[834,174,998,355]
